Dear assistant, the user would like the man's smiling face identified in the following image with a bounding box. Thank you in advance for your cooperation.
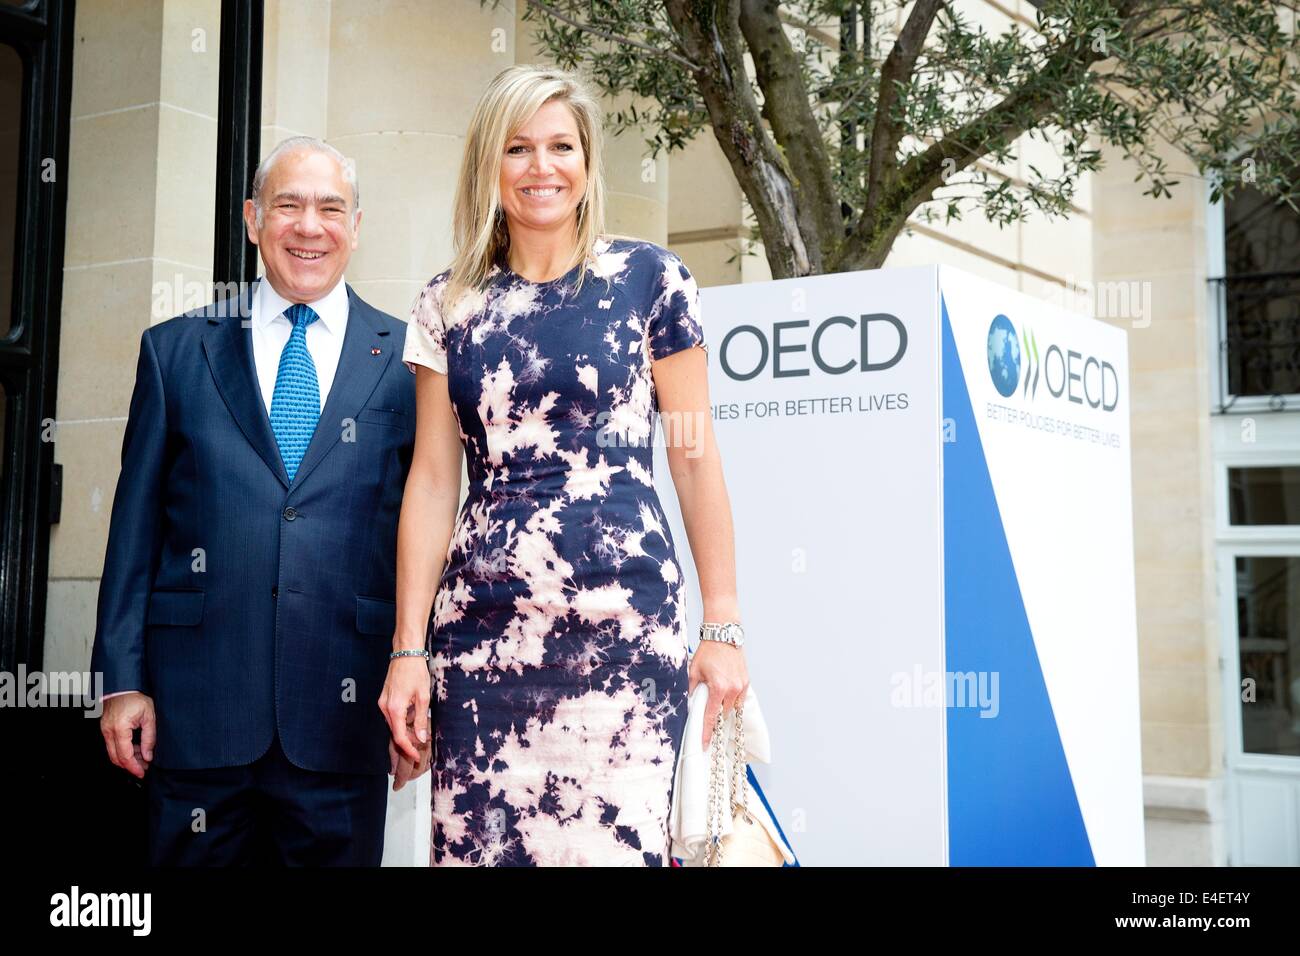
[243,148,361,303]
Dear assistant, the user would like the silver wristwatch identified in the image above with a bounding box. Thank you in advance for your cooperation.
[698,621,745,648]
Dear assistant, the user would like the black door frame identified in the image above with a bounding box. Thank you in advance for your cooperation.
[0,0,75,672]
[214,0,263,288]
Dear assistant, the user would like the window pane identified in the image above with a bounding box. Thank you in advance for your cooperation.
[1222,165,1300,398]
[1229,466,1300,525]
[1236,555,1300,757]
[0,43,19,337]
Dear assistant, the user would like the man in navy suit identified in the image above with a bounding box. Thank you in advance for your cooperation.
[91,136,428,865]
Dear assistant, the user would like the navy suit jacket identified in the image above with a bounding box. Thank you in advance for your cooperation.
[90,281,417,774]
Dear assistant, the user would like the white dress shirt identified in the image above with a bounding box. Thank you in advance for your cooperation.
[251,275,351,413]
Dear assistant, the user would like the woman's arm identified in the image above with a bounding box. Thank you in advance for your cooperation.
[654,346,740,623]
[381,365,463,761]
[653,344,749,747]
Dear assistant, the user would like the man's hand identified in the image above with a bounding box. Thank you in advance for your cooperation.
[389,736,431,791]
[101,692,156,779]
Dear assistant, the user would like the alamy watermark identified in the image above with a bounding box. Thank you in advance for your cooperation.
[152,275,256,322]
[1040,273,1153,329]
[890,665,1000,718]
[0,666,104,717]
[50,886,150,936]
[595,409,706,457]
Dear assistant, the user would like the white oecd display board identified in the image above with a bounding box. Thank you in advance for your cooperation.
[653,264,1143,866]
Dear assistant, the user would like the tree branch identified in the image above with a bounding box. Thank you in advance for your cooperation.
[738,0,840,269]
[836,0,1155,270]
[663,0,814,276]
[860,0,946,236]
[525,0,701,72]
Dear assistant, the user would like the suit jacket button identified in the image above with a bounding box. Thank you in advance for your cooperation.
[271,586,278,598]
[283,507,298,521]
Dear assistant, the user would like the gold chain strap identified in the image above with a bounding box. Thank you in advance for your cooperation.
[704,697,748,868]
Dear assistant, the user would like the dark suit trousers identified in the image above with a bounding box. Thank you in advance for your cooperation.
[145,732,388,866]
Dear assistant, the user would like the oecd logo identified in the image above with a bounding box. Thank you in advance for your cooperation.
[986,314,1022,398]
[986,313,1119,411]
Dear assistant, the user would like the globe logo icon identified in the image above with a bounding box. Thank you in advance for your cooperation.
[987,314,1021,398]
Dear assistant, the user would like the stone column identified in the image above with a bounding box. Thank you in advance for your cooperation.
[47,0,221,671]
[1093,134,1224,865]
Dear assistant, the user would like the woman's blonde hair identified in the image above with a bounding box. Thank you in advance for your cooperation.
[445,64,617,310]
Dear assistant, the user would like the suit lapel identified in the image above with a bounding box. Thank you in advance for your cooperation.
[288,285,395,492]
[202,281,291,488]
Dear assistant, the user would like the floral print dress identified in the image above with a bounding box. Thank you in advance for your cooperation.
[402,236,708,866]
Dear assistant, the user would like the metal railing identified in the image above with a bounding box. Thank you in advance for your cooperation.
[1208,270,1300,411]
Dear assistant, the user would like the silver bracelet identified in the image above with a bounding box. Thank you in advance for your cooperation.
[390,649,431,660]
[698,621,745,648]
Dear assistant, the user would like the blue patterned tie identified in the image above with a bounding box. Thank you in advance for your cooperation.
[269,304,321,482]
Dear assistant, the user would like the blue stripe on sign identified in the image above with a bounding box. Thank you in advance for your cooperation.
[746,765,800,867]
[941,295,1094,866]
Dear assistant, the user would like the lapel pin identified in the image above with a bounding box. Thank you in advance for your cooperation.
[371,347,382,355]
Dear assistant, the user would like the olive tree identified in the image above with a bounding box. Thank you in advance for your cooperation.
[509,0,1300,278]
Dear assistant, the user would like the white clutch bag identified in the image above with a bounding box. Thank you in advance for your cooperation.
[668,683,793,867]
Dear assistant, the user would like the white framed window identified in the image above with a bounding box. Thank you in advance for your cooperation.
[1216,540,1300,769]
[1206,173,1300,414]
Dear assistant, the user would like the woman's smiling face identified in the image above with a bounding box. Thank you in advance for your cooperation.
[498,98,587,235]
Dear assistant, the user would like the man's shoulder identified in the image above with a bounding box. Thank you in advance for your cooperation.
[147,302,239,341]
[136,291,253,369]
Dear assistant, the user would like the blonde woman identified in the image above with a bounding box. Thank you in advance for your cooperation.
[381,64,748,866]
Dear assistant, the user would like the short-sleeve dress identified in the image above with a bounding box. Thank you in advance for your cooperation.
[402,235,707,866]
